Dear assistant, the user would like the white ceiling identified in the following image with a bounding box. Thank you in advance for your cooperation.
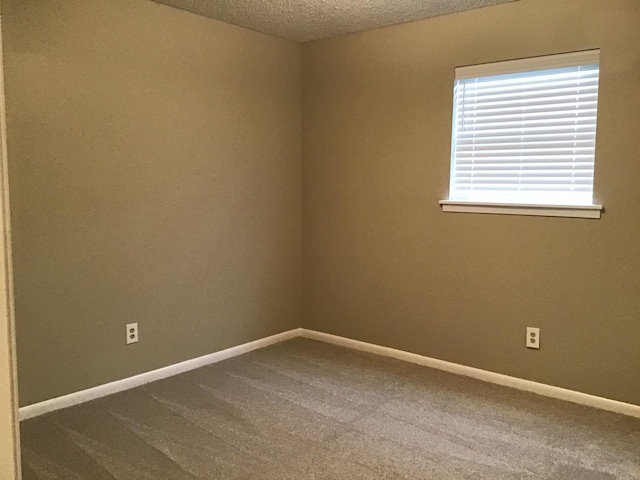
[150,0,518,42]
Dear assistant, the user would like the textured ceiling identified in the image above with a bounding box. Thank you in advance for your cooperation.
[150,0,518,42]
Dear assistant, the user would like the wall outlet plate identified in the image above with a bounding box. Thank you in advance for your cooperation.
[526,327,540,349]
[126,323,138,345]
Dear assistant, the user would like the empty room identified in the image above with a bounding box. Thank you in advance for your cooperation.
[0,0,638,478]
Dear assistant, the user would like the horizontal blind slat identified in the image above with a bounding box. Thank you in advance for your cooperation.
[454,93,598,110]
[457,118,598,130]
[457,148,595,155]
[456,136,596,146]
[459,81,599,98]
[457,99,597,111]
[456,125,597,136]
[456,86,598,103]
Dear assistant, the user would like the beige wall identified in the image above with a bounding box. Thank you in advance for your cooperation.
[3,0,301,406]
[302,0,640,404]
[2,0,639,413]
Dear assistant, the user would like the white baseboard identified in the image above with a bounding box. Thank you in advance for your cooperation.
[20,326,640,421]
[19,328,302,421]
[300,329,640,419]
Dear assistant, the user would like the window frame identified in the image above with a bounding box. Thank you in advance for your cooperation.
[440,50,603,219]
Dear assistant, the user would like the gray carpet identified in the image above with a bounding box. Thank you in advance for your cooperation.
[20,338,640,479]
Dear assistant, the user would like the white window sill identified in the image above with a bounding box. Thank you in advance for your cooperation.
[439,200,603,219]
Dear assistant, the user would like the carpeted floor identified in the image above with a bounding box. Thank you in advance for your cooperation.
[19,338,640,479]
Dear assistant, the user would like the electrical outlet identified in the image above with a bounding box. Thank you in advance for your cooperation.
[126,323,138,345]
[526,327,540,349]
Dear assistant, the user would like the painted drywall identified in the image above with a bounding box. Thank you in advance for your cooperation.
[3,0,301,407]
[302,0,640,405]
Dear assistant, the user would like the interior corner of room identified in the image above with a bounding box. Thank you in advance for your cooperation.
[1,0,639,476]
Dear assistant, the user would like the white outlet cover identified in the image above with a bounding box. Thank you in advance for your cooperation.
[126,323,139,345]
[526,327,540,349]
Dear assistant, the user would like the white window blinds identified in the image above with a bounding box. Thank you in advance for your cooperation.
[449,50,600,206]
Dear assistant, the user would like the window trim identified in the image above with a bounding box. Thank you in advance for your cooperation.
[439,200,603,219]
[441,50,603,219]
[455,50,601,80]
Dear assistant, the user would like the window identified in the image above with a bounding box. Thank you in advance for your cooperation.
[440,50,603,219]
